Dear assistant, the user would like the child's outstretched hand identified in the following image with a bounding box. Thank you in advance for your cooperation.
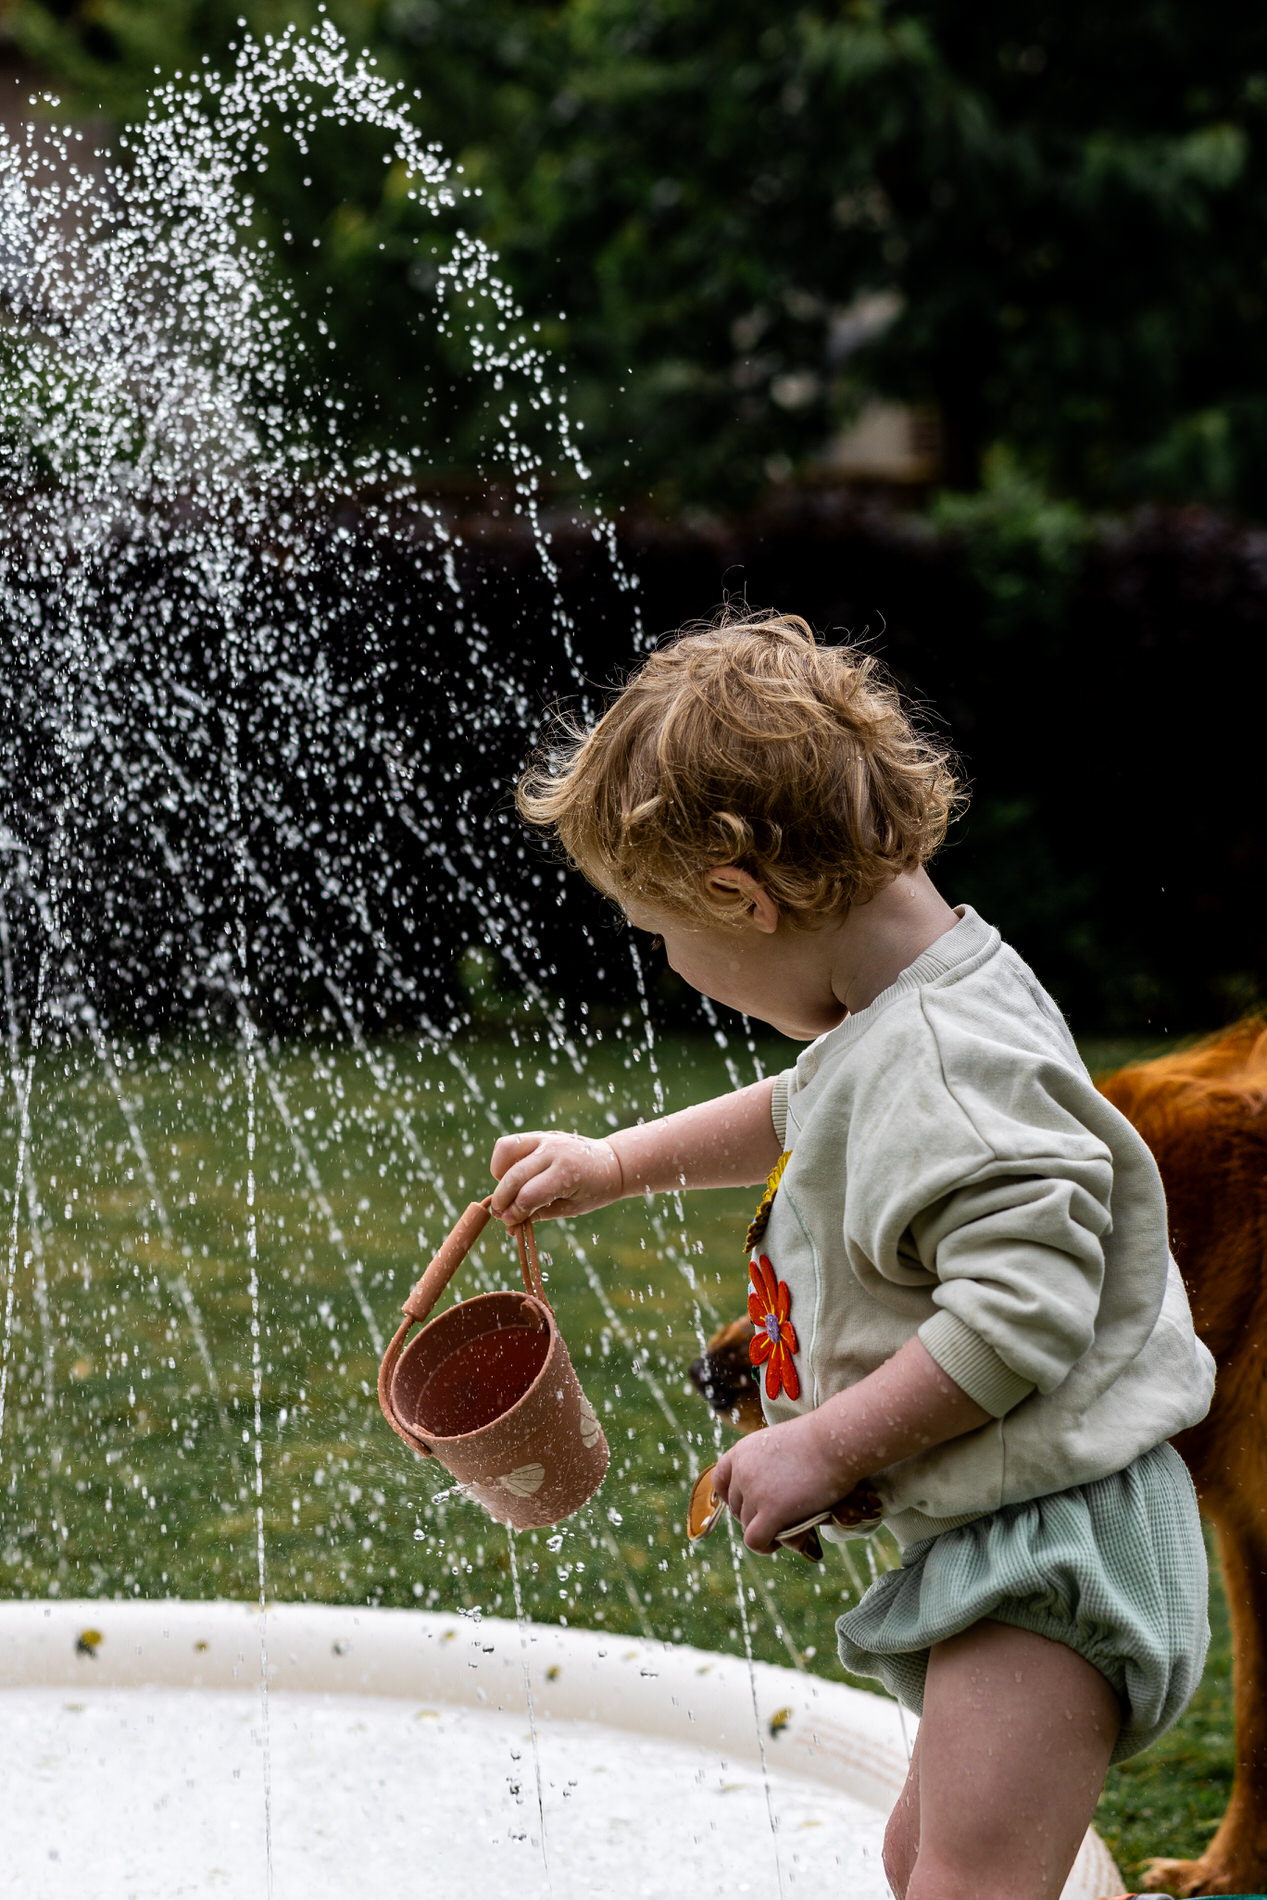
[490,1130,624,1225]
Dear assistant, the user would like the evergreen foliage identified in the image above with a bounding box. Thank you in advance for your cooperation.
[12,0,1267,511]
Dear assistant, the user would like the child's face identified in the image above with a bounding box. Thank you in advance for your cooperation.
[623,897,847,1042]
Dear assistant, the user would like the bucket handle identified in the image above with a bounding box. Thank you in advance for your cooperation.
[376,1197,548,1458]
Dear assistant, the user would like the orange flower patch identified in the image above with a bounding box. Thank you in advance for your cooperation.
[748,1255,800,1402]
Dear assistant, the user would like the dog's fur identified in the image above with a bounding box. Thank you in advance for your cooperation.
[689,1317,765,1436]
[689,1020,1267,1896]
[1100,1020,1267,1895]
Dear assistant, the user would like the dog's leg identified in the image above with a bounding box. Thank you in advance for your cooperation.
[1142,1503,1267,1897]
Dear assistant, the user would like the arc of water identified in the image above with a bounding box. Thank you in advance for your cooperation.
[597,1522,657,1644]
[2,12,635,1028]
[252,1038,383,1360]
[319,968,813,1846]
[200,682,746,1659]
[7,5,822,1707]
[235,991,274,1900]
[139,754,408,1500]
[212,530,275,1900]
[0,890,44,1457]
[0,1052,31,1453]
[695,994,748,1095]
[507,1532,552,1886]
[0,32,816,1881]
[341,769,709,1457]
[375,785,586,1079]
[0,843,228,1431]
[18,1153,55,1418]
[624,934,724,1321]
[136,751,399,1318]
[0,896,55,1419]
[316,966,664,1651]
[728,1513,788,1900]
[315,961,679,1649]
[133,745,513,1378]
[205,14,634,628]
[628,936,797,1878]
[303,834,807,1671]
[243,878,687,1469]
[146,666,810,1679]
[134,721,490,1241]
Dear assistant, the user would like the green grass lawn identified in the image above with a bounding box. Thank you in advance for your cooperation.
[0,1022,1229,1882]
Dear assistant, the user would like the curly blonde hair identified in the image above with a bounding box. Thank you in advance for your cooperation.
[517,608,964,928]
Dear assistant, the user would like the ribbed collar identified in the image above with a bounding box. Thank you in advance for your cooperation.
[799,904,1000,1069]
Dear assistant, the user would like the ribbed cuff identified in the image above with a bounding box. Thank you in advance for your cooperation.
[769,1071,792,1147]
[918,1310,1036,1418]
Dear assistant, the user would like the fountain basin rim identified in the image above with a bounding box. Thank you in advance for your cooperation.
[0,1598,1121,1899]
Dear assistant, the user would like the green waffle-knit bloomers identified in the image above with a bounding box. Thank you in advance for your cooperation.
[836,1442,1208,1765]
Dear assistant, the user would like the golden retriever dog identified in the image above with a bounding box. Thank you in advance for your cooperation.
[689,1020,1267,1897]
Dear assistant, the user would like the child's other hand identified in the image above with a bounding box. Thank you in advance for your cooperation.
[489,1131,623,1225]
[713,1411,851,1554]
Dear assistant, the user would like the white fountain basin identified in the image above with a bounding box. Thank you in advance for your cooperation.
[0,1601,1121,1899]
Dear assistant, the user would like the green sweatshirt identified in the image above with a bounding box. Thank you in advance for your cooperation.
[760,905,1215,1550]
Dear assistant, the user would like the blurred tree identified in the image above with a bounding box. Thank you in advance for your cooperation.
[8,0,1267,512]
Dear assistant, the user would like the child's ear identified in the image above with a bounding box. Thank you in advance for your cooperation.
[702,866,780,933]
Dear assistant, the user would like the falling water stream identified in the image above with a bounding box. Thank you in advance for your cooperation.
[0,22,902,1895]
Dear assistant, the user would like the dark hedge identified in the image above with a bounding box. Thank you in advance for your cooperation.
[2,489,1261,1041]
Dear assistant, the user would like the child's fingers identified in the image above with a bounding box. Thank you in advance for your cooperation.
[490,1132,621,1222]
[740,1509,778,1556]
[713,1457,742,1525]
[499,1181,560,1223]
[508,1192,584,1222]
[495,1153,589,1222]
[712,1452,776,1553]
[490,1132,541,1181]
[726,1477,776,1554]
[489,1151,555,1219]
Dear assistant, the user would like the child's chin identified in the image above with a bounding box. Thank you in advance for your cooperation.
[772,1009,846,1041]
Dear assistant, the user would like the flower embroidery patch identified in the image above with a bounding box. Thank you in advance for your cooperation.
[748,1255,800,1401]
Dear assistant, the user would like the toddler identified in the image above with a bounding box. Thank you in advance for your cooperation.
[488,610,1214,1900]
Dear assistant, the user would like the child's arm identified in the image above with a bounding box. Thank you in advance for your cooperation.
[713,1333,991,1552]
[489,1076,780,1225]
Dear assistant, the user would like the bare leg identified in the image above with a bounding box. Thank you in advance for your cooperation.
[903,1619,1121,1900]
[883,1727,922,1899]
